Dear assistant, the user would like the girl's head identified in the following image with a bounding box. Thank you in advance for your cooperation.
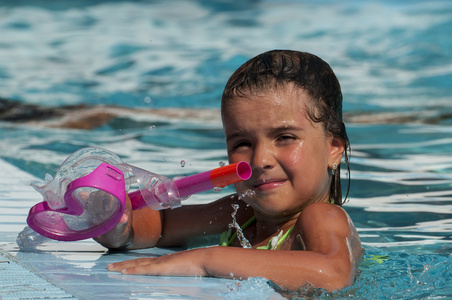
[222,50,350,206]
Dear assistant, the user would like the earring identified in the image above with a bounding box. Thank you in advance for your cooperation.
[331,163,338,175]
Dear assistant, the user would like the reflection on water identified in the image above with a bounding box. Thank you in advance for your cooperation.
[344,124,452,254]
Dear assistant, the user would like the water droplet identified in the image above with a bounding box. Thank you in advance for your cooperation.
[209,221,212,224]
[149,125,156,130]
[228,204,252,249]
[219,161,226,167]
[245,189,255,197]
[144,96,152,104]
[238,189,255,200]
[180,160,186,167]
[213,187,222,192]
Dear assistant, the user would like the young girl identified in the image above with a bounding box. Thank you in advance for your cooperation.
[99,50,363,292]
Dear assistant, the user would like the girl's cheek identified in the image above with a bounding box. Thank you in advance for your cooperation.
[286,143,304,167]
[228,152,243,165]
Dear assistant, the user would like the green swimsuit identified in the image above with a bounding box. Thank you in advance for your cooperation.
[219,216,294,250]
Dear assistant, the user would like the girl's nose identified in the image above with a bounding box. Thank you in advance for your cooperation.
[251,143,275,170]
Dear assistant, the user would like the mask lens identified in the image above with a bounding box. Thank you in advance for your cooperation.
[31,187,121,240]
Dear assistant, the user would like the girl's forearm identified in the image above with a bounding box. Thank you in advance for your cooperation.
[107,243,354,291]
[202,246,352,292]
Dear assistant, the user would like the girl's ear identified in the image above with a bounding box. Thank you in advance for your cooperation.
[328,136,345,168]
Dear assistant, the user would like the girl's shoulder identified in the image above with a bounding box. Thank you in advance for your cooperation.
[301,201,347,214]
[298,202,353,237]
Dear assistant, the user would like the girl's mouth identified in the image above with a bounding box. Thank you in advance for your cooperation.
[253,178,286,191]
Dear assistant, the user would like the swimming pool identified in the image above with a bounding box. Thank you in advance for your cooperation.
[0,0,451,298]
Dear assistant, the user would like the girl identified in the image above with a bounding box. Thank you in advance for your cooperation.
[99,50,363,292]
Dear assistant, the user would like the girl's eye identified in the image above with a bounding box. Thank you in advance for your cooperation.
[277,135,296,143]
[232,141,251,150]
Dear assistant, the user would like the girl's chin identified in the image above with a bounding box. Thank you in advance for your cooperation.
[251,203,298,218]
[235,191,300,215]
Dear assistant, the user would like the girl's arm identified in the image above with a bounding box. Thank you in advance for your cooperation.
[107,203,362,292]
[94,194,253,250]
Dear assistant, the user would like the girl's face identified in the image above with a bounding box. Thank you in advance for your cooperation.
[222,84,344,221]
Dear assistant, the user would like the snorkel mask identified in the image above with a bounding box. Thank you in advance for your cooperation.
[26,147,251,242]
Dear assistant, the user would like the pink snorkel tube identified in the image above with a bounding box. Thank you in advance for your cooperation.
[25,147,251,242]
[128,161,252,210]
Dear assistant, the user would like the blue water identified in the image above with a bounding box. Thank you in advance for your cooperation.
[0,0,451,298]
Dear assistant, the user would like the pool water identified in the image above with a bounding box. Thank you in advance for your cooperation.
[1,0,451,298]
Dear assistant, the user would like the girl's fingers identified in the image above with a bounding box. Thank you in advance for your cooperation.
[107,251,205,277]
[93,195,133,248]
[108,262,158,275]
[119,213,128,224]
[107,258,154,272]
[109,261,190,276]
[120,264,156,275]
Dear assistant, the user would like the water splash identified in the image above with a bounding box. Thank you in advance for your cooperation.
[180,160,186,167]
[223,277,276,299]
[229,204,252,249]
[237,189,256,200]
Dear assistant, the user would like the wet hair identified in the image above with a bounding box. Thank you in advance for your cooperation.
[221,49,350,206]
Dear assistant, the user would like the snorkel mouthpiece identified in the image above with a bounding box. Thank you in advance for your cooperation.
[24,147,252,242]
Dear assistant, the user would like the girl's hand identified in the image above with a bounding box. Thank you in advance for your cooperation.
[107,248,207,276]
[92,193,134,249]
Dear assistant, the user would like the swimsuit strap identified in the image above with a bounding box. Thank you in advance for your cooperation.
[256,225,294,250]
[219,216,294,250]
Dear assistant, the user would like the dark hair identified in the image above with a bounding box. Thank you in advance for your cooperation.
[221,50,350,206]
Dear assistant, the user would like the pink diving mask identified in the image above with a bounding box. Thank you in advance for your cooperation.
[26,147,251,242]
